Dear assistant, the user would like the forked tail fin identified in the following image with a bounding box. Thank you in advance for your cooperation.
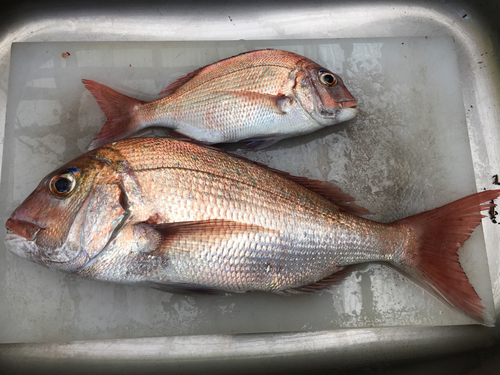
[390,190,500,326]
[82,79,145,150]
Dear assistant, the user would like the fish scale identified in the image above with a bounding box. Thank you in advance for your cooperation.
[83,49,358,149]
[80,139,402,289]
[5,138,499,325]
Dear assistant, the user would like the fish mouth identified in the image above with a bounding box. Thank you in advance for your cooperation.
[340,100,358,110]
[317,106,358,122]
[5,230,36,260]
[5,221,80,265]
[315,98,358,120]
[5,218,42,241]
[5,231,27,242]
[336,107,358,122]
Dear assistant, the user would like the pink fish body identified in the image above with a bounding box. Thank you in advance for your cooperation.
[5,138,497,325]
[83,49,358,150]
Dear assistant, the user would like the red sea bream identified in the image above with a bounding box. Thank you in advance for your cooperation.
[83,49,358,150]
[5,138,498,325]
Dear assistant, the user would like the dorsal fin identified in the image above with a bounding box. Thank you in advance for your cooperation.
[152,137,369,216]
[158,67,205,96]
[158,49,290,96]
[263,171,369,216]
[222,151,369,216]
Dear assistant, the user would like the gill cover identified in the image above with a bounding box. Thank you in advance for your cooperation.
[7,161,129,273]
[44,180,129,273]
[292,67,357,124]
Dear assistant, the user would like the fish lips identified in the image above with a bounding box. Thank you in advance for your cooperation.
[5,218,81,264]
[5,218,42,262]
[332,106,359,122]
[313,105,358,126]
[4,231,37,260]
[5,218,42,241]
[5,218,44,261]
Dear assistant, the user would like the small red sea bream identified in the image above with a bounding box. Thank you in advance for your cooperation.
[83,49,358,150]
[4,138,498,325]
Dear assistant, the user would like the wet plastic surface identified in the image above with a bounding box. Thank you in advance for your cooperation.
[0,37,493,343]
[0,0,500,373]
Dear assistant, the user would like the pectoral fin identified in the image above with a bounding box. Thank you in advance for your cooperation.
[135,219,272,295]
[218,90,293,115]
[138,219,273,255]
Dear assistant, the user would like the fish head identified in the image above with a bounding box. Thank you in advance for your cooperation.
[293,63,358,126]
[5,153,128,273]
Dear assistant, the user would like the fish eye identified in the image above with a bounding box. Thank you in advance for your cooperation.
[48,167,79,197]
[318,70,337,87]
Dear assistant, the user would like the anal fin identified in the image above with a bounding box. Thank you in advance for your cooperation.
[147,281,230,295]
[238,134,282,150]
[283,265,356,294]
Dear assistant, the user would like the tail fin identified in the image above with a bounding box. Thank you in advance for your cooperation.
[390,190,500,326]
[82,79,145,150]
